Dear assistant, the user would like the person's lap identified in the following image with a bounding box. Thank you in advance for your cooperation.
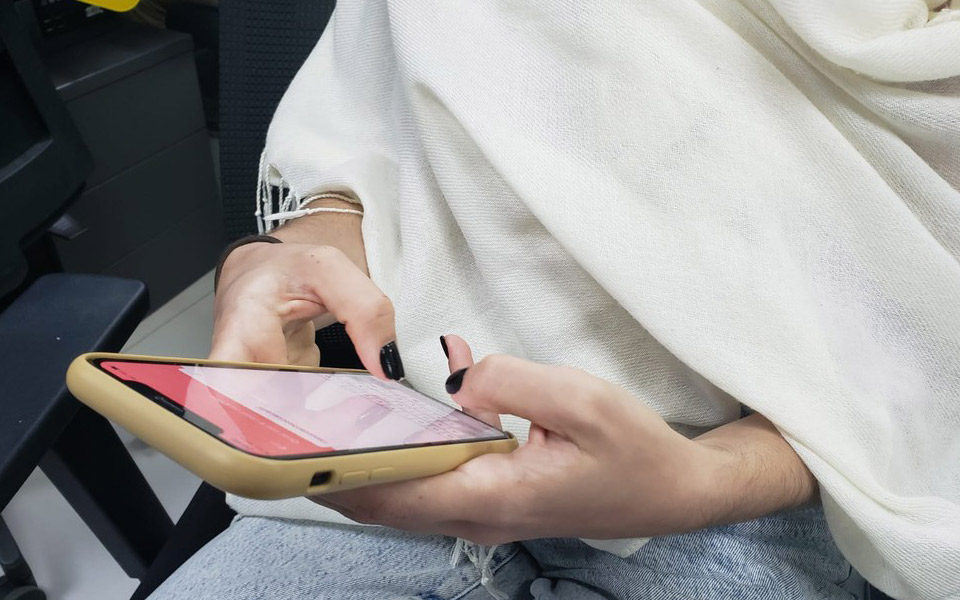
[150,507,854,600]
[148,517,527,600]
[523,507,854,599]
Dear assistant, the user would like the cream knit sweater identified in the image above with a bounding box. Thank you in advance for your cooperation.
[228,2,960,598]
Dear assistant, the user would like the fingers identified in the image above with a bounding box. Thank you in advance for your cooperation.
[209,304,289,364]
[318,451,515,531]
[287,246,400,378]
[449,355,614,445]
[211,242,401,376]
[528,423,548,445]
[210,304,319,366]
[442,334,474,371]
[311,491,515,545]
[441,335,502,428]
[283,320,322,367]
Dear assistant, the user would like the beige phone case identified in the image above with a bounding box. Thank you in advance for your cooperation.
[66,353,517,499]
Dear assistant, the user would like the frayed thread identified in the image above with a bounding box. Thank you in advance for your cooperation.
[255,149,363,232]
[450,538,508,600]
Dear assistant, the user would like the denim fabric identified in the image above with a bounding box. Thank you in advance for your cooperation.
[522,507,855,599]
[151,507,856,600]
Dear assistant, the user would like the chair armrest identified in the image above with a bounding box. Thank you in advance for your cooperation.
[0,273,148,507]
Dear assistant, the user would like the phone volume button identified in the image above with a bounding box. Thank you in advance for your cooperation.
[339,471,370,485]
[370,467,396,482]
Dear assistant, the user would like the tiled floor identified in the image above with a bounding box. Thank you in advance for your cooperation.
[2,270,217,600]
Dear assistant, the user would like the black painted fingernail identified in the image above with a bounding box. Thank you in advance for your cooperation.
[445,367,468,394]
[380,342,405,380]
[440,335,449,358]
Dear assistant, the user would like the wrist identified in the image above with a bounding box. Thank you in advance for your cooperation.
[686,414,820,530]
[625,429,774,537]
[661,436,730,534]
[684,438,740,529]
[617,431,722,537]
[271,197,362,244]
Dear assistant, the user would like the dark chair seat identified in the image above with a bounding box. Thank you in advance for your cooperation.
[0,274,148,508]
[0,274,175,589]
[1,3,177,596]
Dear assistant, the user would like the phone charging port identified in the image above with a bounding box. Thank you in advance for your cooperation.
[309,471,332,487]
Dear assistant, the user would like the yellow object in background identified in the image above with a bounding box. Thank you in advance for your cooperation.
[78,0,140,12]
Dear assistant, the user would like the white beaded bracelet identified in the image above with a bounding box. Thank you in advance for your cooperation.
[260,205,365,222]
[260,191,365,224]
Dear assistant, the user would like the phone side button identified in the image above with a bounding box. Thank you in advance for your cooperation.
[370,467,396,482]
[340,471,370,485]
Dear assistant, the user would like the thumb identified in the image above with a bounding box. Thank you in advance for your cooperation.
[441,335,501,428]
[447,355,610,445]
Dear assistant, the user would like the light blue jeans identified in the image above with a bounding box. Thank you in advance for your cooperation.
[150,507,857,599]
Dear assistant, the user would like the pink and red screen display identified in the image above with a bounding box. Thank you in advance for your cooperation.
[99,361,504,458]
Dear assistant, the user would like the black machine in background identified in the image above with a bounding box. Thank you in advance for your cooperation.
[0,0,91,300]
[12,0,119,54]
[9,0,227,314]
[0,2,173,599]
[219,0,334,242]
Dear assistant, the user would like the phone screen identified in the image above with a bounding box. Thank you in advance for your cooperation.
[95,359,508,459]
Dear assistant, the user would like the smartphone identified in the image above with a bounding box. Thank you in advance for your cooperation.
[66,353,517,498]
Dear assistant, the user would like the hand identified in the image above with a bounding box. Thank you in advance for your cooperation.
[311,336,718,544]
[210,242,400,377]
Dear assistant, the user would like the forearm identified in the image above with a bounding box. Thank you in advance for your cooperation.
[270,197,368,274]
[690,413,819,528]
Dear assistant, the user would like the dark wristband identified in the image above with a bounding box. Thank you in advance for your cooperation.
[213,234,282,292]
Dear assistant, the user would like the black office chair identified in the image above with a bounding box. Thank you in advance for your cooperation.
[166,2,219,132]
[0,3,173,598]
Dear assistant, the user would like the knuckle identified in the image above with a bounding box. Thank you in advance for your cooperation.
[549,366,610,430]
[220,242,272,277]
[303,244,344,264]
[566,367,607,407]
[472,354,513,387]
[468,355,527,408]
[354,293,395,324]
[372,294,396,320]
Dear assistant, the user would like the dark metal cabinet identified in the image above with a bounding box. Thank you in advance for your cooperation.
[47,22,224,311]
